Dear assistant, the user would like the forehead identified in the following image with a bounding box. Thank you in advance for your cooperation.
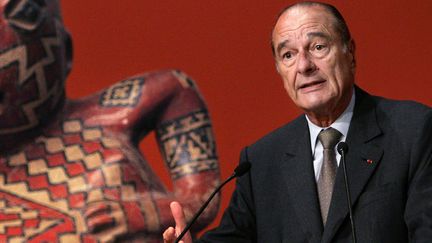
[273,5,336,41]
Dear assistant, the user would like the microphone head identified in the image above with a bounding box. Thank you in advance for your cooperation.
[234,162,251,177]
[337,142,349,155]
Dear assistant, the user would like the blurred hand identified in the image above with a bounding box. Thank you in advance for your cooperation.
[163,201,192,243]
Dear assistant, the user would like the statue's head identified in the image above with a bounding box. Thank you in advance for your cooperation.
[0,0,72,135]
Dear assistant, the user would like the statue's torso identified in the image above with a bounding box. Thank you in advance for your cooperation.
[0,116,164,242]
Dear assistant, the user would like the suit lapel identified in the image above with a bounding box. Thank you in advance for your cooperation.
[281,117,323,243]
[321,88,384,243]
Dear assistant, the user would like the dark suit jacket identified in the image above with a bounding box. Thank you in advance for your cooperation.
[197,87,432,243]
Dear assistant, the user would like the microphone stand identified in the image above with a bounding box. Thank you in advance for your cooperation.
[338,142,357,243]
[175,162,251,243]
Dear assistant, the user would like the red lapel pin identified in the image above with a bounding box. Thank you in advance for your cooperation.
[366,159,373,164]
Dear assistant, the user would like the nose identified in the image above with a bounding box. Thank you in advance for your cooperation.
[296,51,316,75]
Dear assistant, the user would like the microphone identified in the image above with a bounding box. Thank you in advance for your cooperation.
[337,142,357,243]
[337,141,348,155]
[234,161,252,177]
[175,161,252,243]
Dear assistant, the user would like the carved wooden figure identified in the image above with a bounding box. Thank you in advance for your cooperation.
[0,0,219,242]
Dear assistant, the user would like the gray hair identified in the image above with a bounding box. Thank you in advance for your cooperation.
[271,1,352,56]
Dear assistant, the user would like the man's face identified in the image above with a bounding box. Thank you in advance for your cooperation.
[272,5,355,118]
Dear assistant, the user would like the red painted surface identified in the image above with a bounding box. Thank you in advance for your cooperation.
[61,0,432,235]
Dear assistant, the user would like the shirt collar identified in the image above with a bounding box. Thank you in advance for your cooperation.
[305,90,355,153]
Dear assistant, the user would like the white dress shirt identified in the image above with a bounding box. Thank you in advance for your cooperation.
[305,92,355,181]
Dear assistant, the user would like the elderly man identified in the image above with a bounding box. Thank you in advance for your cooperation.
[164,1,432,243]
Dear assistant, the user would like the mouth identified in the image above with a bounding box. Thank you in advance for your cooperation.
[298,80,326,92]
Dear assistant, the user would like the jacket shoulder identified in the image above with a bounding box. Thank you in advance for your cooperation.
[372,95,431,130]
[247,115,307,156]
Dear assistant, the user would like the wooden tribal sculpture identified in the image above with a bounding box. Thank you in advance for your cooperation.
[0,0,219,242]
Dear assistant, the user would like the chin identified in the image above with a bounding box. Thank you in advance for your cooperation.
[302,97,329,109]
[301,99,335,115]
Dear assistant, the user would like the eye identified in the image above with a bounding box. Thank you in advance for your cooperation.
[314,44,326,51]
[5,0,44,32]
[282,51,292,60]
[310,43,329,58]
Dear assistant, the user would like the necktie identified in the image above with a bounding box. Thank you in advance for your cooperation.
[317,127,342,224]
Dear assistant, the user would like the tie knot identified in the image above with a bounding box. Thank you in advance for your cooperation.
[318,127,342,149]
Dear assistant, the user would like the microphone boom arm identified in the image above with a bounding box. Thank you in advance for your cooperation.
[338,142,357,243]
[175,162,251,243]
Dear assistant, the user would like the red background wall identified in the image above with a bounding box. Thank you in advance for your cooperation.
[61,0,432,233]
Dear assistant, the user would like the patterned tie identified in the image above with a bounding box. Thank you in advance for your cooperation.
[317,127,342,224]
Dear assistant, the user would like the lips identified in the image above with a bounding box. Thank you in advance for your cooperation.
[298,79,326,91]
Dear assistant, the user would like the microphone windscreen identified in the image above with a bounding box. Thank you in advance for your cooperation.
[234,162,251,177]
[337,142,349,155]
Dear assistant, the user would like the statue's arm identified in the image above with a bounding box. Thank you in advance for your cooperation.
[82,70,220,239]
[150,70,220,233]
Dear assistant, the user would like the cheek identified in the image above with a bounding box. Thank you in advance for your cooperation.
[317,60,345,90]
[281,72,296,92]
[333,63,353,88]
[278,63,295,83]
[282,78,300,105]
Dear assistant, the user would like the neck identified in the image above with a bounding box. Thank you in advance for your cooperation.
[307,115,339,127]
[0,127,42,154]
[306,88,353,127]
[0,95,67,154]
